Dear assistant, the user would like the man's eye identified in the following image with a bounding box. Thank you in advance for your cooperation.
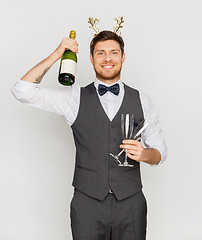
[98,52,103,55]
[112,52,118,54]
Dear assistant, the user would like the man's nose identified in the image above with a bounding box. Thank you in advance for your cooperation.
[104,53,111,62]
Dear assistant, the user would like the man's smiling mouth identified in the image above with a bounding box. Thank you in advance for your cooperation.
[102,65,114,69]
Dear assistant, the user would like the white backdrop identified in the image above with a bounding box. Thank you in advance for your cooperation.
[1,0,202,239]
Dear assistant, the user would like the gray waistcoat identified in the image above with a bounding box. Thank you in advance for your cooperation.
[71,82,144,201]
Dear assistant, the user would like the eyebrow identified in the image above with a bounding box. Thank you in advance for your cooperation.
[95,49,121,53]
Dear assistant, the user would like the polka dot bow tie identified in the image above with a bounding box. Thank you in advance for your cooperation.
[98,83,120,96]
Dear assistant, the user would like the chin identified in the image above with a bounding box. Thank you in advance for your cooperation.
[96,72,121,82]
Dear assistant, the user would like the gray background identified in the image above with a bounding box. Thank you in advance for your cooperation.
[1,0,202,239]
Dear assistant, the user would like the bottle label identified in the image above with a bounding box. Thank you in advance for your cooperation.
[60,59,77,76]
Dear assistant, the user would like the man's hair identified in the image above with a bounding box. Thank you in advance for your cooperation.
[90,30,125,56]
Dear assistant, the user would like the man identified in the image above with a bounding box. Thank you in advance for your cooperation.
[12,30,167,240]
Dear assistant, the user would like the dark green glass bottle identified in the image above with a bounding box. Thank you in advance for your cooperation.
[58,30,77,86]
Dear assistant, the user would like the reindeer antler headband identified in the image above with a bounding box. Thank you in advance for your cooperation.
[88,16,124,37]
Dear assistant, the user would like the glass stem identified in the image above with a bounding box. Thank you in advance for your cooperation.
[124,149,128,163]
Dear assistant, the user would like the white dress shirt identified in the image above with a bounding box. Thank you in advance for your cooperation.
[11,78,167,165]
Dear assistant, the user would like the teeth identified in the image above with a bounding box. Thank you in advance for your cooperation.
[103,65,113,69]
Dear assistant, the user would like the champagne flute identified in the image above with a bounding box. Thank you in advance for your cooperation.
[118,113,134,167]
[110,116,148,166]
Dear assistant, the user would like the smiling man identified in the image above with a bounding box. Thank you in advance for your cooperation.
[12,30,167,240]
[90,39,125,83]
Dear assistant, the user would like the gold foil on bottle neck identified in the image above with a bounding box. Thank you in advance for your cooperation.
[69,30,76,39]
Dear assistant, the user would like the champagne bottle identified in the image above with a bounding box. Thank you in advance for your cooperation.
[58,30,77,86]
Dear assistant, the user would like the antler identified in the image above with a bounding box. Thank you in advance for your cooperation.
[88,17,100,36]
[113,16,124,35]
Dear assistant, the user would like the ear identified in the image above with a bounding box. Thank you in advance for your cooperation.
[90,54,94,65]
[122,53,126,63]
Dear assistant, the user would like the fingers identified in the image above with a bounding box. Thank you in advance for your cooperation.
[120,140,144,162]
[54,38,79,59]
[127,151,142,162]
[120,144,139,151]
[61,37,79,53]
[124,148,142,162]
[122,139,141,146]
[120,140,142,151]
[120,144,142,156]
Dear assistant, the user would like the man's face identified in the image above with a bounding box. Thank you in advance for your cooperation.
[90,40,125,84]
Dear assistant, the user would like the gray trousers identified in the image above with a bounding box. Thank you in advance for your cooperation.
[70,189,147,240]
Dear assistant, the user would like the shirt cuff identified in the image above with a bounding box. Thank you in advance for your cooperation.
[149,145,167,167]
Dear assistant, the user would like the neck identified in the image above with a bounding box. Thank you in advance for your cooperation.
[96,76,121,85]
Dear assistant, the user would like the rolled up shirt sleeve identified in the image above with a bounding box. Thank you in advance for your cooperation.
[140,92,167,165]
[11,80,80,126]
